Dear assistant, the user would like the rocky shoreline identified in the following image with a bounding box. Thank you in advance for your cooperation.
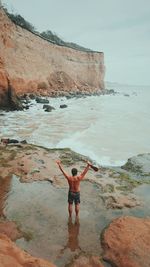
[0,87,116,112]
[0,141,150,266]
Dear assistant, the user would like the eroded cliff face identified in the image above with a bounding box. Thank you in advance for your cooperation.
[0,7,105,107]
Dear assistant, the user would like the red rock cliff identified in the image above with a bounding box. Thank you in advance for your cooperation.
[0,234,56,267]
[0,7,105,103]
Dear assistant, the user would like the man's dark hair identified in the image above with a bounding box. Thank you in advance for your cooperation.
[71,168,78,176]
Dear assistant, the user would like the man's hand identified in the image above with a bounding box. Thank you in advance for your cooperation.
[87,161,92,166]
[55,160,69,179]
[86,160,99,172]
[56,160,61,165]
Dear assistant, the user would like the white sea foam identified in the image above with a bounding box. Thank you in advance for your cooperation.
[0,85,150,166]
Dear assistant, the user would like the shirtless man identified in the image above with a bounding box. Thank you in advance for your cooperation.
[56,160,91,218]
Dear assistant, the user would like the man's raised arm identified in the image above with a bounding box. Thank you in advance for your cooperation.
[56,160,69,179]
[79,161,91,180]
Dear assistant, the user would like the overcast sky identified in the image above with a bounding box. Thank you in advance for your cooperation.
[2,0,150,85]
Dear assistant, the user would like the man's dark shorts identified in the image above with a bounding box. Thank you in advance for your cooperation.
[68,191,80,205]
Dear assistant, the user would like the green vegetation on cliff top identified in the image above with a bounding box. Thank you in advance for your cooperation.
[1,5,95,53]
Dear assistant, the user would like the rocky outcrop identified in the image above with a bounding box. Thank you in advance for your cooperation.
[0,144,149,266]
[0,70,8,107]
[0,7,105,108]
[0,234,56,267]
[0,70,23,110]
[0,221,22,241]
[102,216,150,267]
[122,153,150,177]
[0,143,142,208]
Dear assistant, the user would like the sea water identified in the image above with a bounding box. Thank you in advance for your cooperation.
[0,84,150,166]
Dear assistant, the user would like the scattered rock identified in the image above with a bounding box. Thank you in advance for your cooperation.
[43,104,55,112]
[100,89,116,95]
[60,104,67,108]
[36,97,49,104]
[1,138,27,145]
[7,139,19,144]
[19,94,30,103]
[1,138,19,145]
[102,216,150,267]
[23,105,30,109]
[20,140,27,144]
[29,93,36,99]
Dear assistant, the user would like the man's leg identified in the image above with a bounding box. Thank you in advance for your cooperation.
[68,203,73,217]
[68,191,73,217]
[75,192,80,218]
[75,204,80,217]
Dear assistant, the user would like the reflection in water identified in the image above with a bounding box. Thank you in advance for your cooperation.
[60,217,81,255]
[67,217,80,251]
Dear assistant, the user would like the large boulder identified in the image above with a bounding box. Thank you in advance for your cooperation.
[102,216,150,267]
[122,153,150,177]
[0,234,56,267]
[7,80,24,110]
[0,71,23,110]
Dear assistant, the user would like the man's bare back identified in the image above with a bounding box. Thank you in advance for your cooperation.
[67,176,81,192]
